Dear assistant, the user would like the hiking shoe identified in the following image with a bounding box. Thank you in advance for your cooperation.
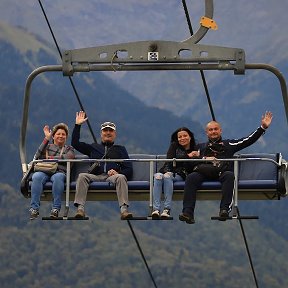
[121,210,133,220]
[160,209,170,219]
[50,208,59,218]
[29,208,39,220]
[179,213,195,224]
[219,209,229,221]
[75,208,85,219]
[151,210,160,219]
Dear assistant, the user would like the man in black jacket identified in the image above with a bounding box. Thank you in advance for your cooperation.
[179,111,273,224]
[71,111,133,219]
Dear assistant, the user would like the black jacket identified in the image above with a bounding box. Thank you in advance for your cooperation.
[71,124,133,180]
[197,126,267,171]
[159,141,197,179]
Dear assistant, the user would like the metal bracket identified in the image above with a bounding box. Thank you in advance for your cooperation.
[62,42,245,76]
[61,0,245,76]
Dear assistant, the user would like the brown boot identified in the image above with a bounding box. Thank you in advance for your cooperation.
[75,209,85,219]
[121,210,133,220]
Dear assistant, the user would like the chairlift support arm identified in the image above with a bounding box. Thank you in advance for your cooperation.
[19,0,288,170]
[19,62,288,171]
[60,0,244,76]
[62,42,245,76]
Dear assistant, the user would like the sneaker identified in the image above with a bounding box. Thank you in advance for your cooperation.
[151,210,160,219]
[160,209,170,219]
[29,208,39,220]
[121,210,133,220]
[75,208,85,219]
[50,208,59,218]
[219,209,229,221]
[179,213,195,224]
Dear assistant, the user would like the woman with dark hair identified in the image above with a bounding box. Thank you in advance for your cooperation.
[152,127,199,219]
[29,123,75,220]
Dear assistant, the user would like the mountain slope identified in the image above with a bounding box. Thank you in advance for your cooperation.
[1,184,288,288]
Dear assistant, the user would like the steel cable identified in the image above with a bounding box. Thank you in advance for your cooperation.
[38,1,158,286]
[38,0,97,143]
[182,0,216,121]
[182,1,259,287]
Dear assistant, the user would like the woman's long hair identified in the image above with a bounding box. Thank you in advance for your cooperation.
[170,127,196,149]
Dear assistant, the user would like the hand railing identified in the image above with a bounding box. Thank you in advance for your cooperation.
[29,156,282,218]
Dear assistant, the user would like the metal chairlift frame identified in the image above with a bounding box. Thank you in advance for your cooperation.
[18,2,288,287]
[19,0,288,221]
[19,0,288,213]
[20,0,288,173]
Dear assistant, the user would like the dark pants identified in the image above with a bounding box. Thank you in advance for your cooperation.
[182,171,235,216]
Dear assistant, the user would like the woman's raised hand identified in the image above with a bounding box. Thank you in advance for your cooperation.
[43,125,52,140]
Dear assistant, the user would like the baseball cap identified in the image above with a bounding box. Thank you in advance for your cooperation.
[101,121,116,131]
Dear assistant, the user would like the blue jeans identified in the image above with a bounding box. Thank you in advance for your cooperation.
[30,171,66,211]
[153,172,183,211]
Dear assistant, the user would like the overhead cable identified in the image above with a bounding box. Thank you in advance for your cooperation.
[182,2,259,287]
[181,0,216,121]
[38,0,97,143]
[37,2,158,287]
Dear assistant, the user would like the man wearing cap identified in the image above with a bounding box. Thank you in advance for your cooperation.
[71,111,133,220]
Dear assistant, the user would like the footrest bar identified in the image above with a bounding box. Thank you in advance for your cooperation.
[42,216,90,220]
[148,217,174,220]
[124,216,148,220]
[211,216,259,221]
[124,216,174,220]
[42,217,65,220]
[67,217,90,220]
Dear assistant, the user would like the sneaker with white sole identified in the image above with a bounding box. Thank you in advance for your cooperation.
[160,209,171,219]
[50,208,59,218]
[151,210,160,219]
[29,208,39,220]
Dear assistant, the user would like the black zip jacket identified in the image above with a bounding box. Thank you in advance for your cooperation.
[197,126,267,171]
[159,141,197,179]
[71,124,133,180]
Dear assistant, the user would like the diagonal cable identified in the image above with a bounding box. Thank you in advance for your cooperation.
[182,2,259,286]
[127,220,158,288]
[181,0,216,121]
[38,0,97,143]
[236,207,259,288]
[38,2,158,286]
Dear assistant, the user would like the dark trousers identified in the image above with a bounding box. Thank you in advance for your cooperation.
[182,171,235,215]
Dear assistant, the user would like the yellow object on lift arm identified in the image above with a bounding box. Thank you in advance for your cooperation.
[200,16,218,30]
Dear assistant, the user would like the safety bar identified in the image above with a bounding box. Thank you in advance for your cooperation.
[29,157,283,217]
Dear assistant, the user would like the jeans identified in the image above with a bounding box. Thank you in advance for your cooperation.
[153,172,183,211]
[30,171,66,211]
